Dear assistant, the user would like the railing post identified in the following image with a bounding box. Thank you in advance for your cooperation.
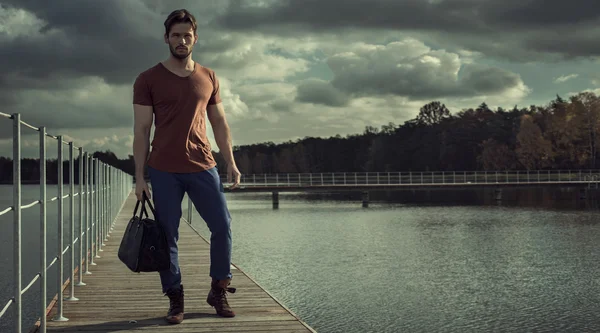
[94,159,99,256]
[100,161,104,247]
[111,167,114,230]
[76,148,86,286]
[53,135,68,321]
[101,163,105,245]
[94,158,100,260]
[99,163,104,248]
[84,153,91,274]
[104,165,109,239]
[89,157,95,264]
[88,156,96,266]
[65,142,78,301]
[310,173,313,186]
[98,161,104,252]
[320,173,323,185]
[103,164,108,243]
[111,167,115,231]
[108,165,111,235]
[107,166,114,226]
[106,166,109,234]
[13,113,22,333]
[38,126,47,333]
[96,161,102,253]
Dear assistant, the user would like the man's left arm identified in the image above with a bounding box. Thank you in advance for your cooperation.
[207,102,240,187]
[207,102,234,164]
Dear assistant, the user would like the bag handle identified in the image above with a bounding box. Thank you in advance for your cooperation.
[141,191,157,217]
[132,191,156,219]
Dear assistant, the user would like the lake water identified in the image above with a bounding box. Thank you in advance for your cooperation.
[1,185,600,332]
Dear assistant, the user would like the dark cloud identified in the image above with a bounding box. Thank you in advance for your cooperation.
[269,99,295,113]
[0,0,233,134]
[214,0,482,33]
[295,79,350,107]
[481,0,600,27]
[322,62,524,102]
[0,0,233,92]
[0,83,134,139]
[211,0,600,61]
[0,0,163,86]
[458,65,523,96]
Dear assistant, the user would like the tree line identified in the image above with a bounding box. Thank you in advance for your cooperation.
[1,91,599,184]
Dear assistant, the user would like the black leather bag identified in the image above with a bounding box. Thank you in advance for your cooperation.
[117,193,171,273]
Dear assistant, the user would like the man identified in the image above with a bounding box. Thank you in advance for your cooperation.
[131,8,241,325]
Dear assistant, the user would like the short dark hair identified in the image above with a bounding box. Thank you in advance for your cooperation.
[164,9,197,36]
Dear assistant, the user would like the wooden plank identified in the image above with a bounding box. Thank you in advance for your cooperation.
[43,191,316,333]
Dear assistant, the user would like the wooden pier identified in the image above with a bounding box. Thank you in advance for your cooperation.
[42,192,316,333]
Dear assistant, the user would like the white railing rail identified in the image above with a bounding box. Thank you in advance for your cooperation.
[0,112,133,333]
[219,170,600,187]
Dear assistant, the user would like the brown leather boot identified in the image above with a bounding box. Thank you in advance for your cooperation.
[165,285,184,324]
[206,278,236,317]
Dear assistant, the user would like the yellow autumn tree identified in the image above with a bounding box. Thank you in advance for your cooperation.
[516,114,554,169]
[566,92,600,167]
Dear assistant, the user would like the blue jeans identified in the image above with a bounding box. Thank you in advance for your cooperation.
[148,166,232,293]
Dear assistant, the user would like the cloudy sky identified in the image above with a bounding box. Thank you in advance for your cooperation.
[1,0,599,159]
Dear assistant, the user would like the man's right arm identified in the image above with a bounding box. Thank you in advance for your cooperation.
[133,104,153,182]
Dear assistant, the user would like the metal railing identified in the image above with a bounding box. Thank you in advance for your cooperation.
[0,112,132,333]
[221,170,600,187]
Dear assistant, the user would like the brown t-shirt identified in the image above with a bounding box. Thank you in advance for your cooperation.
[133,62,221,173]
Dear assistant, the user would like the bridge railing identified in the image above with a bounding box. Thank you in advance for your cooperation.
[222,170,600,186]
[0,112,132,333]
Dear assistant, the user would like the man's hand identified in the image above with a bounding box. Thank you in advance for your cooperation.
[135,178,151,201]
[227,163,241,189]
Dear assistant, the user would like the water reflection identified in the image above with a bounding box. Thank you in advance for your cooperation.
[2,185,600,332]
[280,186,600,211]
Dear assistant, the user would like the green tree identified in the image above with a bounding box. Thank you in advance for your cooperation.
[416,101,450,126]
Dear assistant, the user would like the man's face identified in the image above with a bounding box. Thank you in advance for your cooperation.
[165,23,197,60]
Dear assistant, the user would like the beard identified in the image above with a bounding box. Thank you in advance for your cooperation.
[169,44,192,59]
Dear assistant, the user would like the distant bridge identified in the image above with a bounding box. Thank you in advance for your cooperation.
[215,170,600,208]
[220,170,600,191]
